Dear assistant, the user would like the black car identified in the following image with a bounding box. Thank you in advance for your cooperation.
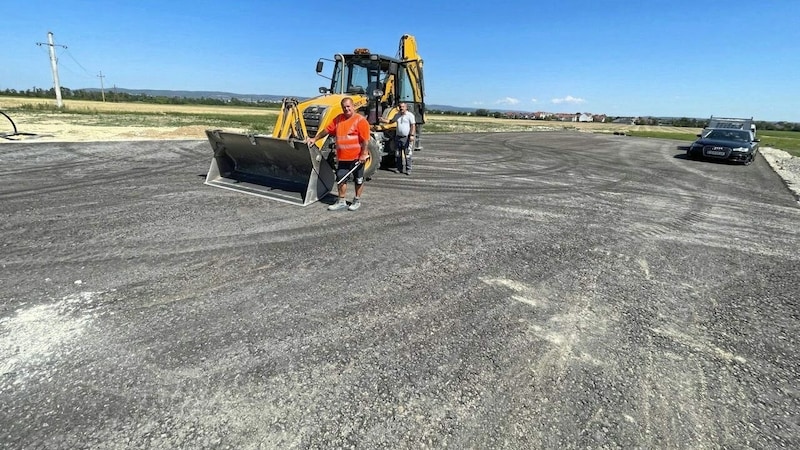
[686,128,760,165]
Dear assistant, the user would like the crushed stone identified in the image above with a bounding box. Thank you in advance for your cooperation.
[760,147,800,204]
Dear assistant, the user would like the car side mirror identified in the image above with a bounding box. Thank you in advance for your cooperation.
[696,134,701,137]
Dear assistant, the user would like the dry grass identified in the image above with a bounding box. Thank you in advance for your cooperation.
[424,114,701,135]
[0,97,276,116]
[1,96,701,142]
[0,96,276,141]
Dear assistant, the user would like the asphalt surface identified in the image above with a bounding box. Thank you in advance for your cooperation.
[1,132,798,449]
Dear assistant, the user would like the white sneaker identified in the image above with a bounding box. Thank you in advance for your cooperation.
[347,199,361,211]
[328,200,347,211]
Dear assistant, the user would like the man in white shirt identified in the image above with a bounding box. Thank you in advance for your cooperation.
[381,102,416,175]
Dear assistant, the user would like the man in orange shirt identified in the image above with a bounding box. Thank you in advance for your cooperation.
[306,97,371,211]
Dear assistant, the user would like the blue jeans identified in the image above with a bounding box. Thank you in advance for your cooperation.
[395,136,412,173]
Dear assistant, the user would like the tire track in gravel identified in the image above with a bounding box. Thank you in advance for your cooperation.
[3,134,798,448]
[381,132,633,197]
[0,141,209,199]
[425,133,725,248]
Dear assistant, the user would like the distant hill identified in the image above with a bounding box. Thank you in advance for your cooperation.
[426,104,476,113]
[81,87,288,103]
[80,87,477,113]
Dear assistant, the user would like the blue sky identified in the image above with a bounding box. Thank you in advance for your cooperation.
[2,0,799,122]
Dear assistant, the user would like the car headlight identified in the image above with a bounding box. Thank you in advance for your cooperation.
[732,147,750,153]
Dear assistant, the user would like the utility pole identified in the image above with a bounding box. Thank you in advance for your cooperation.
[97,71,106,101]
[36,31,66,108]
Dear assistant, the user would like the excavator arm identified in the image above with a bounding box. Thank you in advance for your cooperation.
[380,35,425,126]
[398,34,425,111]
[377,34,426,151]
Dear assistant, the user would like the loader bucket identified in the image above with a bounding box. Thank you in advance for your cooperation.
[204,130,335,206]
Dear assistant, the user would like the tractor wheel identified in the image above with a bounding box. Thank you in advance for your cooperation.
[363,139,381,179]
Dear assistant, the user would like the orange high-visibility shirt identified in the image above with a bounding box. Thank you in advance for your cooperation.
[326,113,370,161]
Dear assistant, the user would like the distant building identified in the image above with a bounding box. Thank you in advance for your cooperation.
[552,113,575,121]
[612,117,636,125]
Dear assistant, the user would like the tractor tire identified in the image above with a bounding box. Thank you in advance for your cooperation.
[326,138,381,180]
[363,139,381,179]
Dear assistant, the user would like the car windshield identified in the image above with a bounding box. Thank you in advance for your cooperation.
[706,129,751,142]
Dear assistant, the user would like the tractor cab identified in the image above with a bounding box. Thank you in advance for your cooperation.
[316,47,424,126]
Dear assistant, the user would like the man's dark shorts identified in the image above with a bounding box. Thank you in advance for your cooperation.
[337,160,364,185]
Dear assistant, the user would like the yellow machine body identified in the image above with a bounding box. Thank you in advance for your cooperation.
[204,35,425,206]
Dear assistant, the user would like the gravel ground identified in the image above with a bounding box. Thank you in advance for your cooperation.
[760,147,800,203]
[1,133,798,448]
[3,116,799,204]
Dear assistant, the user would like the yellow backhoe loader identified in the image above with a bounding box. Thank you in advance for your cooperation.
[204,34,425,206]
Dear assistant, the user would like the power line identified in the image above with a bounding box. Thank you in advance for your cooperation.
[98,71,106,101]
[35,31,66,108]
[33,32,112,101]
[62,47,93,76]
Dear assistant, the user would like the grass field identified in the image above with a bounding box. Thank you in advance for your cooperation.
[2,97,799,157]
[0,97,276,133]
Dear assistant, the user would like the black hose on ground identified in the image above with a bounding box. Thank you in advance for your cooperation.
[1,110,40,140]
